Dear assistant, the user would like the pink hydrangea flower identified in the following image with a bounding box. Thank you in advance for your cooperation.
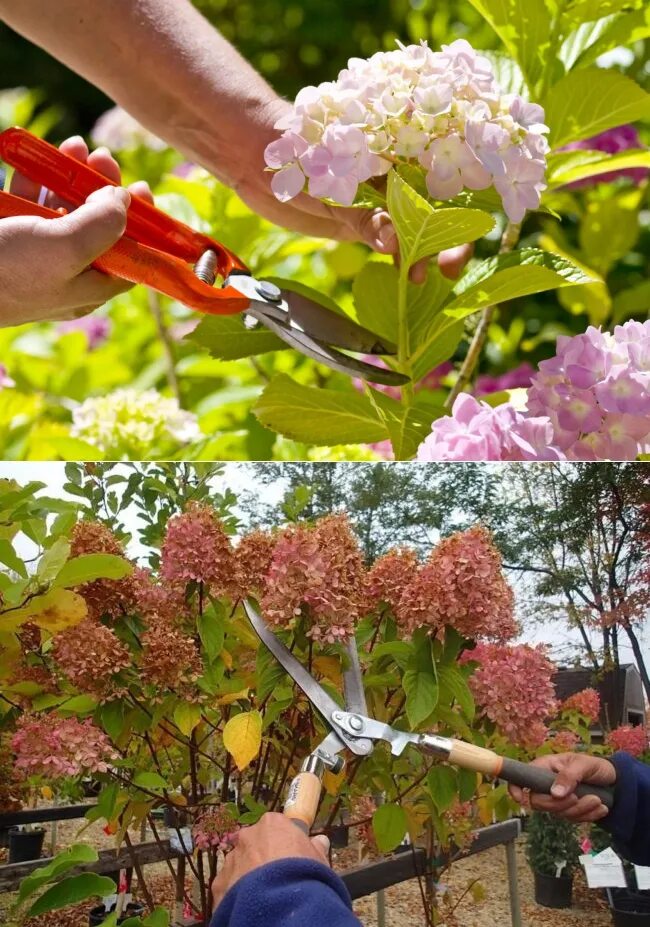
[161,503,235,596]
[606,724,648,758]
[562,688,601,723]
[192,806,240,852]
[57,315,110,350]
[461,643,558,748]
[475,362,535,395]
[550,730,581,751]
[562,124,649,189]
[12,716,116,779]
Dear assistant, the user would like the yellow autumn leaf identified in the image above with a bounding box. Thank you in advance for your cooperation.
[313,655,342,687]
[220,649,234,671]
[217,688,250,706]
[223,710,262,771]
[323,767,346,796]
[2,588,87,633]
[174,702,202,737]
[40,786,53,800]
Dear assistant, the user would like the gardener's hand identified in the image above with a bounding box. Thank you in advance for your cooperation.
[509,753,616,823]
[234,100,472,285]
[0,136,153,328]
[211,813,331,911]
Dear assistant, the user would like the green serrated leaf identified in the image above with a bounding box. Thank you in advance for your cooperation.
[549,149,650,187]
[18,844,98,904]
[466,0,552,89]
[387,171,494,269]
[443,248,596,320]
[36,537,71,584]
[427,766,458,812]
[28,874,116,917]
[438,665,475,720]
[255,375,388,447]
[133,771,169,792]
[372,803,408,853]
[403,638,438,728]
[198,601,225,662]
[558,0,643,29]
[544,68,650,148]
[53,554,132,588]
[190,315,286,362]
[0,539,26,578]
[572,8,650,68]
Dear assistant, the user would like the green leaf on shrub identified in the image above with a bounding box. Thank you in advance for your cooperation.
[387,171,494,269]
[466,0,552,89]
[544,68,650,148]
[191,315,286,361]
[174,702,202,737]
[53,554,132,588]
[28,873,116,917]
[37,538,71,584]
[18,844,98,904]
[403,637,438,728]
[549,148,650,186]
[427,766,458,813]
[372,803,408,853]
[368,390,437,461]
[0,539,27,578]
[570,9,650,69]
[255,375,388,446]
[198,601,225,662]
[437,665,475,720]
[133,771,168,792]
[443,249,596,320]
[558,0,644,29]
[60,694,98,715]
[458,767,479,802]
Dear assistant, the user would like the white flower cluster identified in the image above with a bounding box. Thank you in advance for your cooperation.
[72,388,200,457]
[265,40,549,222]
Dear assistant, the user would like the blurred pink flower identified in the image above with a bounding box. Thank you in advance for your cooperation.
[475,362,535,395]
[562,124,649,189]
[0,364,15,389]
[192,806,240,851]
[57,315,110,350]
[606,724,648,758]
[562,688,601,723]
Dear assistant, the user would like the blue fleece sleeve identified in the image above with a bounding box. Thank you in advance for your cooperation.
[601,752,650,865]
[209,858,362,927]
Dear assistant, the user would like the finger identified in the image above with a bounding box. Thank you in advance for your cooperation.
[42,186,131,273]
[438,243,474,280]
[509,785,525,804]
[128,180,154,204]
[311,835,331,860]
[409,259,429,285]
[55,304,101,322]
[9,169,41,203]
[65,268,133,307]
[87,146,122,184]
[529,793,580,815]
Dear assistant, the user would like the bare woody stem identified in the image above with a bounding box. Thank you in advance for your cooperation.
[147,290,181,403]
[445,220,522,410]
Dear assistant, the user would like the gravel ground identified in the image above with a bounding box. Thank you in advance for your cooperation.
[0,816,612,927]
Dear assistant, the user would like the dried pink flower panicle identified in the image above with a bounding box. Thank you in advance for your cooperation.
[462,642,557,748]
[234,529,276,597]
[52,619,130,698]
[561,687,601,723]
[192,806,240,851]
[161,503,235,596]
[606,724,648,757]
[367,547,420,613]
[396,526,517,641]
[12,716,116,779]
[139,616,202,693]
[70,521,136,621]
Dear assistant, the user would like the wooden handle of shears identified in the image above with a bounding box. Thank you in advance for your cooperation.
[427,738,614,809]
[283,771,322,834]
[0,126,248,277]
[0,190,248,316]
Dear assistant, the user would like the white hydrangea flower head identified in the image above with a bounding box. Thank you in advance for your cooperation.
[71,389,200,458]
[265,39,549,221]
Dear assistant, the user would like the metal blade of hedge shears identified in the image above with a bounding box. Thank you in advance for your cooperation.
[243,599,373,757]
[0,127,408,386]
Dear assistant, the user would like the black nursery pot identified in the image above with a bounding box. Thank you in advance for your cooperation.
[610,889,650,926]
[8,826,45,863]
[88,902,145,926]
[0,825,10,849]
[330,824,350,849]
[533,870,573,909]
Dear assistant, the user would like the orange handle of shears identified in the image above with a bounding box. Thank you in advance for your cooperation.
[0,127,250,314]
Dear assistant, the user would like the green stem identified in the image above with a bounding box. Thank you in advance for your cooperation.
[444,220,522,410]
[397,263,415,408]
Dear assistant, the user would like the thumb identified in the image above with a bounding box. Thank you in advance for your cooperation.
[311,834,331,860]
[44,186,130,274]
[549,766,580,799]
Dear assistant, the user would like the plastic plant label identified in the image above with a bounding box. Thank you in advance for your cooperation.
[581,847,627,888]
[634,866,650,890]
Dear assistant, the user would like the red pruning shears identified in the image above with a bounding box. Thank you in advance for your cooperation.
[0,127,407,386]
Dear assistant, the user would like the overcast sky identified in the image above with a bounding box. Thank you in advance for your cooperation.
[0,462,647,671]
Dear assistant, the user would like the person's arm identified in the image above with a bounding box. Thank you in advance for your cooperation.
[509,751,650,866]
[210,814,361,927]
[0,0,469,281]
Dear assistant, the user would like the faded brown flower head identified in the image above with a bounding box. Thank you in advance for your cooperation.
[131,566,187,625]
[367,547,419,613]
[139,616,202,694]
[234,529,276,598]
[161,503,235,596]
[52,619,131,699]
[70,520,136,621]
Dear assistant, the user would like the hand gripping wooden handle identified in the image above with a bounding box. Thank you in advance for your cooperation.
[426,738,614,810]
[283,771,322,834]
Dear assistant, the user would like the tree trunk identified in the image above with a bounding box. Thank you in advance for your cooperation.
[622,622,650,704]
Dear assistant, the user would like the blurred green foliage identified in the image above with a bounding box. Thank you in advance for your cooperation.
[0,0,496,138]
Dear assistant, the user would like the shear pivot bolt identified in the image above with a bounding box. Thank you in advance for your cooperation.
[256,280,282,302]
[348,715,364,732]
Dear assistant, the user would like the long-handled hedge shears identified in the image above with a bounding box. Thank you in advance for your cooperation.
[0,127,407,386]
[243,600,614,834]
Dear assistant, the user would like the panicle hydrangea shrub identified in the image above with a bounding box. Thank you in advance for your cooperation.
[461,642,558,748]
[261,514,369,642]
[265,39,548,221]
[606,724,648,758]
[11,716,116,779]
[561,688,601,723]
[52,619,130,699]
[550,730,581,751]
[139,616,202,695]
[192,806,240,851]
[396,527,517,641]
[161,502,235,596]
